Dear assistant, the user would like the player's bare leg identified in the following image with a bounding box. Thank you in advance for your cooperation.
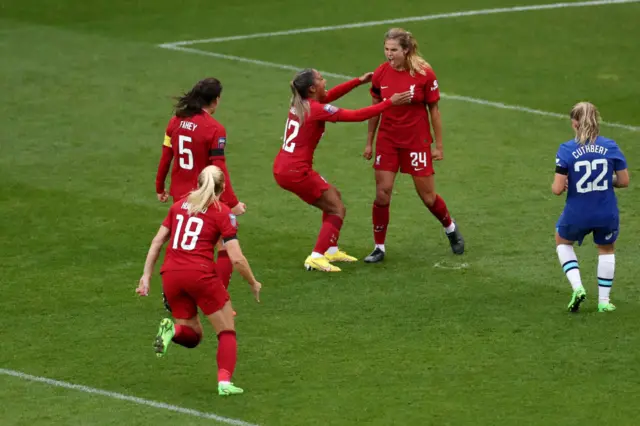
[596,243,616,312]
[305,186,346,272]
[207,302,243,395]
[555,234,586,312]
[154,316,203,357]
[413,174,464,255]
[365,170,396,263]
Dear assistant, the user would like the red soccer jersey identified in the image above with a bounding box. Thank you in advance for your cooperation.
[160,199,238,274]
[273,100,343,172]
[370,62,440,145]
[162,111,227,199]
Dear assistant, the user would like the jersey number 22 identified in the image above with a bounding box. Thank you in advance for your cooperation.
[575,159,608,193]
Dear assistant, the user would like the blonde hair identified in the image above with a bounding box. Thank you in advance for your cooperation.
[290,68,315,125]
[385,28,431,76]
[570,102,600,145]
[186,165,225,215]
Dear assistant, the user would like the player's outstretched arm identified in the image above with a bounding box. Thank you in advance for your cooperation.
[137,226,170,296]
[322,72,373,103]
[334,91,411,123]
[224,239,261,302]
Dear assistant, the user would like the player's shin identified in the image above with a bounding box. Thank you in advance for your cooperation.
[556,245,584,291]
[173,324,201,348]
[372,202,389,248]
[217,330,237,383]
[597,254,615,304]
[312,215,343,257]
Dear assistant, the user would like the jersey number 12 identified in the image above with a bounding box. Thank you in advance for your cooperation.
[282,119,300,153]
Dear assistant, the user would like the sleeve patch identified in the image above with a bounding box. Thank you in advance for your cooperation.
[217,137,227,148]
[323,104,338,114]
[228,213,237,227]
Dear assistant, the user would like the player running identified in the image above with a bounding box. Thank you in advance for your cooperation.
[155,77,245,290]
[552,102,629,313]
[137,166,261,396]
[273,68,412,272]
[363,28,464,263]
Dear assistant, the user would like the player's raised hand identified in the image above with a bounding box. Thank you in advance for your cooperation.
[157,191,169,203]
[363,144,373,160]
[251,281,262,303]
[359,72,374,83]
[136,275,151,296]
[390,91,412,105]
[231,202,246,216]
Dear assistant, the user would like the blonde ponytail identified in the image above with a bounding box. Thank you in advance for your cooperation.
[570,102,600,145]
[186,165,225,215]
[290,81,310,125]
[385,28,430,76]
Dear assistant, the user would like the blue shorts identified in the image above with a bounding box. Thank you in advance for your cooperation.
[556,216,619,246]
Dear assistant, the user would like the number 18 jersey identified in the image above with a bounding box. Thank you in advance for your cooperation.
[160,199,238,274]
[556,136,627,226]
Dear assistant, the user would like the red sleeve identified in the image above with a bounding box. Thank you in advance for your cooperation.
[217,208,239,241]
[322,78,362,103]
[369,65,384,100]
[424,68,440,104]
[332,99,393,122]
[156,146,173,193]
[211,157,239,208]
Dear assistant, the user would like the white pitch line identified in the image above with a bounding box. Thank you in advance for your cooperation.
[159,45,640,132]
[160,0,640,47]
[0,368,260,426]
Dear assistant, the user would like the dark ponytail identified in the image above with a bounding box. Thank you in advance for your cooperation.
[290,69,315,125]
[174,78,222,118]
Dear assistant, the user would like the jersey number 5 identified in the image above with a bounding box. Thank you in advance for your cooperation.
[178,135,194,170]
[575,159,608,193]
[282,119,300,153]
[172,214,203,250]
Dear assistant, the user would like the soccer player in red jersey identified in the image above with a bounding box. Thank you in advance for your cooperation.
[363,28,465,263]
[137,166,261,396]
[273,68,412,272]
[155,78,245,289]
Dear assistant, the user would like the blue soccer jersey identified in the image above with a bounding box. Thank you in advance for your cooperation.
[555,136,627,238]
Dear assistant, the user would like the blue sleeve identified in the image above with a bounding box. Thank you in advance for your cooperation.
[610,145,627,171]
[556,145,569,169]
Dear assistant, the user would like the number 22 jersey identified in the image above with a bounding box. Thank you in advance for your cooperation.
[555,136,627,227]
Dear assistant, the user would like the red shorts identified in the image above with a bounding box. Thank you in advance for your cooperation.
[274,168,330,205]
[374,141,434,177]
[161,270,229,319]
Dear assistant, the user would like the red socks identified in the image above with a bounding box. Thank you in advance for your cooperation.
[428,195,452,228]
[173,325,201,348]
[216,250,233,289]
[372,203,390,245]
[313,214,343,254]
[217,330,237,382]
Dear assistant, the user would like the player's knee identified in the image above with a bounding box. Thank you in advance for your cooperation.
[375,187,392,205]
[420,190,437,206]
[184,333,202,349]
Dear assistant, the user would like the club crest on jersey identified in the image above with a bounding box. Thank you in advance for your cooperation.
[217,137,227,148]
[229,213,237,227]
[323,104,338,114]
